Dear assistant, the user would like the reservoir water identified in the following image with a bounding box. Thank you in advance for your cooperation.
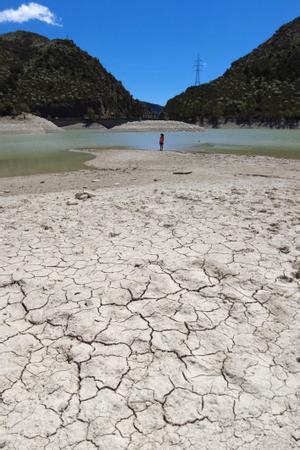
[0,128,300,177]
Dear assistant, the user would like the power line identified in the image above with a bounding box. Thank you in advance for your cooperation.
[194,54,204,86]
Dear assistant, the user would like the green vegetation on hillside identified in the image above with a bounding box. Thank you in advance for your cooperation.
[0,31,145,119]
[165,17,300,127]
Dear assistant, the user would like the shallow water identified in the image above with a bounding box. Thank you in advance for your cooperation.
[0,128,300,177]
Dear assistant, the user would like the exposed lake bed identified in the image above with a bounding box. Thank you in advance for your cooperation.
[1,146,299,449]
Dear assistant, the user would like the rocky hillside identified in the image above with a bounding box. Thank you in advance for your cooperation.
[0,31,145,119]
[140,101,163,118]
[165,17,300,127]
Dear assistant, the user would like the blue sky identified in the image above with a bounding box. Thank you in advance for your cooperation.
[0,0,299,105]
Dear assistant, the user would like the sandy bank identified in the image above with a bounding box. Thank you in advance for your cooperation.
[0,151,299,449]
[0,148,299,196]
[0,113,63,135]
[111,119,205,132]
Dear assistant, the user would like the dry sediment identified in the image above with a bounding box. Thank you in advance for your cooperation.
[110,120,204,132]
[0,114,62,135]
[0,151,299,449]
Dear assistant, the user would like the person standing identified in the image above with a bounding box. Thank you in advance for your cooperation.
[159,133,165,151]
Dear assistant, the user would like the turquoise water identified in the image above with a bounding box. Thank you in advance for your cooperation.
[0,128,300,176]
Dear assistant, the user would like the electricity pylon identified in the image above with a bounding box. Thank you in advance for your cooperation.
[194,55,204,86]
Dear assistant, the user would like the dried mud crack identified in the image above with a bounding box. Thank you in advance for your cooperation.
[0,173,299,449]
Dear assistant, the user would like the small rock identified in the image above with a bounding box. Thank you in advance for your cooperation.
[279,246,290,254]
[114,183,120,186]
[67,200,79,206]
[173,171,192,175]
[40,180,45,184]
[3,190,10,194]
[75,193,89,200]
[75,192,95,201]
[0,442,6,449]
[41,224,52,230]
[294,270,300,280]
[109,232,120,238]
[278,275,293,283]
[92,179,100,182]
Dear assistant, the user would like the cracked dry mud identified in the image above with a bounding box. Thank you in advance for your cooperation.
[0,173,300,449]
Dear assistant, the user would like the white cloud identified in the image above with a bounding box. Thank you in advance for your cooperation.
[0,2,62,26]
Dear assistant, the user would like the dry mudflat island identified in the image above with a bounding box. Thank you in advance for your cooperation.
[0,145,300,449]
[110,120,204,132]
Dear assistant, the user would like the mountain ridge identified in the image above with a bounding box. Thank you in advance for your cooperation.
[0,30,146,119]
[164,17,300,127]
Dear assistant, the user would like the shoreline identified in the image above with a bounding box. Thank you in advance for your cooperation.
[0,147,299,196]
[186,144,300,160]
[1,116,300,136]
[198,121,300,130]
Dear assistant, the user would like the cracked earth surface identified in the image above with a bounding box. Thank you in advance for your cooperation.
[0,170,300,449]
